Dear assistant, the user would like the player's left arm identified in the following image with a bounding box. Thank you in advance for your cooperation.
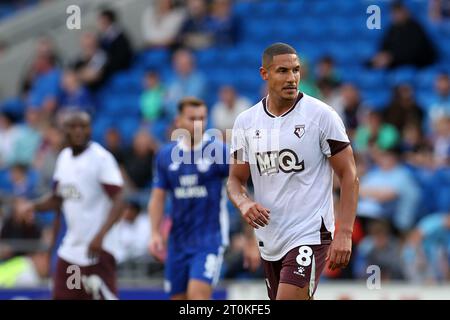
[328,145,359,270]
[88,185,125,258]
[88,153,125,258]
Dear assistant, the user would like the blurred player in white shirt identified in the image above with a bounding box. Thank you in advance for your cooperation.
[19,111,125,300]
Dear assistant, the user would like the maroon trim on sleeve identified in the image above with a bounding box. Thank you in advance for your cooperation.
[102,184,122,199]
[327,139,350,156]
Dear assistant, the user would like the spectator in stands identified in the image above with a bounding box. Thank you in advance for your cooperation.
[431,114,450,167]
[104,127,126,165]
[383,84,424,133]
[402,213,450,283]
[354,219,405,280]
[141,0,187,49]
[177,0,214,50]
[97,8,133,82]
[165,49,206,121]
[0,110,19,169]
[429,0,450,23]
[58,68,94,115]
[317,79,341,113]
[400,123,432,167]
[27,52,61,115]
[355,110,400,154]
[333,83,363,140]
[34,124,64,196]
[8,107,42,167]
[370,1,437,69]
[0,250,49,287]
[358,146,421,232]
[210,0,240,47]
[73,32,107,91]
[316,56,341,88]
[3,164,36,199]
[212,85,250,137]
[428,73,450,127]
[140,70,165,124]
[0,197,41,259]
[21,36,60,97]
[123,129,158,195]
[116,200,150,264]
[298,60,321,98]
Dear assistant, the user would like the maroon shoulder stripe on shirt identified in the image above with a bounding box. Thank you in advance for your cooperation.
[327,139,350,156]
[102,184,122,199]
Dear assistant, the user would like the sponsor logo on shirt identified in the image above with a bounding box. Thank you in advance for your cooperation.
[255,149,305,175]
[58,184,82,200]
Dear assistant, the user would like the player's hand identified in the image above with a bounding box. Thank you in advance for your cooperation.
[149,232,166,262]
[87,234,104,259]
[243,237,261,272]
[326,231,352,270]
[238,200,270,229]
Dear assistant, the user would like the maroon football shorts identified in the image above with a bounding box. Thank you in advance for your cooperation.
[53,250,117,300]
[261,244,329,300]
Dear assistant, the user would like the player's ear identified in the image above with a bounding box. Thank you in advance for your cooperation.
[260,67,268,81]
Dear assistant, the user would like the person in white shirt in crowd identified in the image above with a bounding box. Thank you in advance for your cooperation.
[141,0,186,49]
[211,85,251,139]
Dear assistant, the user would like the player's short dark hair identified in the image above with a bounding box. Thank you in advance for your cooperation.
[177,97,206,114]
[99,8,117,24]
[62,110,91,126]
[262,42,298,68]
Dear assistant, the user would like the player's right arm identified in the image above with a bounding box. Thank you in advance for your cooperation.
[17,182,63,215]
[226,156,270,229]
[147,187,166,262]
[227,155,269,272]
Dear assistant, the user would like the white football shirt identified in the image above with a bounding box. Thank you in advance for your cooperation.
[53,142,124,266]
[230,92,350,261]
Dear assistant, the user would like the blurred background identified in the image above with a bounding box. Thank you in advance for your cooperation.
[0,0,449,299]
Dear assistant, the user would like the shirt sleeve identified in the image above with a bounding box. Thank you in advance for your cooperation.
[52,152,64,184]
[319,107,350,157]
[230,115,248,162]
[99,151,124,187]
[152,149,170,190]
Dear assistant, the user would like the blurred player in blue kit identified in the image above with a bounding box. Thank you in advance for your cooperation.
[148,97,229,300]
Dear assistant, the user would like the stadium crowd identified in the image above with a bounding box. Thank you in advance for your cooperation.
[0,0,449,287]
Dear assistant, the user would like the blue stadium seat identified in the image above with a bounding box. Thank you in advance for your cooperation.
[415,68,439,90]
[1,97,25,120]
[92,117,114,144]
[252,0,284,19]
[387,67,418,87]
[195,48,221,69]
[108,71,144,93]
[355,70,387,91]
[136,49,170,71]
[361,89,391,110]
[118,117,141,146]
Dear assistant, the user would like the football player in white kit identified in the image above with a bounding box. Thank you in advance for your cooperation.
[227,43,359,300]
[19,111,125,299]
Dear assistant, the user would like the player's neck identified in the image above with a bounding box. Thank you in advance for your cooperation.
[267,93,299,116]
[71,143,89,156]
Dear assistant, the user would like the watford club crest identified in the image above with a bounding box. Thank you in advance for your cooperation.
[294,125,305,139]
